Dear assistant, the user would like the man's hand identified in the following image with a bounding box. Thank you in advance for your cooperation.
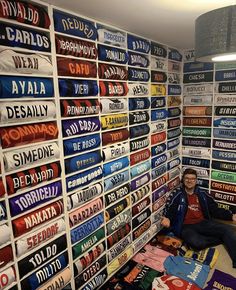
[161,217,171,228]
[232,214,236,222]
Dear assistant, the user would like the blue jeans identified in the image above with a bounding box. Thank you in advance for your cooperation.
[181,219,236,264]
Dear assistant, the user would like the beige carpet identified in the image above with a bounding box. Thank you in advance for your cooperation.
[204,244,236,288]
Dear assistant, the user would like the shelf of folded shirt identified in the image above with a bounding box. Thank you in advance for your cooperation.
[102,233,236,290]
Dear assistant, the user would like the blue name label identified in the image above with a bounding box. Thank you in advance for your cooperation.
[98,44,128,64]
[128,51,149,67]
[0,22,51,52]
[53,10,97,40]
[129,98,150,111]
[168,85,181,95]
[127,34,150,53]
[182,157,210,168]
[0,76,53,99]
[151,142,166,156]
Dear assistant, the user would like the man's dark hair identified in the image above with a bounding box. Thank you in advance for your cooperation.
[183,168,197,178]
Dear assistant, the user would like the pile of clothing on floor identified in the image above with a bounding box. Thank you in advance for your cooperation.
[103,234,236,289]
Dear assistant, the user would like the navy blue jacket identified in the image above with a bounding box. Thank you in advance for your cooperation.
[164,185,233,236]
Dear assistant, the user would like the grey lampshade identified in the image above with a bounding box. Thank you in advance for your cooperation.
[195,5,236,62]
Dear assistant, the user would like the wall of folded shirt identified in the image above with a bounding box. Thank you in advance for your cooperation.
[183,50,236,213]
[0,0,181,289]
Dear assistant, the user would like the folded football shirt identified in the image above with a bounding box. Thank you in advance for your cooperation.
[60,99,100,117]
[16,218,66,257]
[54,9,97,40]
[97,24,126,47]
[71,213,104,244]
[68,182,103,211]
[0,266,16,289]
[0,0,50,28]
[98,63,128,80]
[0,178,5,197]
[66,166,103,192]
[0,245,13,269]
[57,57,97,78]
[62,117,100,137]
[0,22,51,52]
[9,180,62,217]
[0,76,54,99]
[0,100,56,124]
[65,150,102,174]
[0,49,53,75]
[204,269,236,290]
[178,247,219,268]
[4,142,60,172]
[55,34,97,59]
[0,224,11,246]
[59,79,98,97]
[69,197,103,227]
[153,275,201,290]
[18,235,67,278]
[12,200,64,237]
[63,133,100,156]
[37,267,71,290]
[98,44,128,64]
[100,98,127,114]
[164,256,210,289]
[21,253,68,290]
[102,129,129,146]
[0,121,58,149]
[72,227,105,259]
[6,161,61,195]
[99,81,128,96]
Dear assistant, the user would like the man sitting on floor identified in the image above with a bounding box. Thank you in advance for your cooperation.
[161,168,236,268]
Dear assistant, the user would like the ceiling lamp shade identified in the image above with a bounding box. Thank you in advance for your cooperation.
[195,5,236,62]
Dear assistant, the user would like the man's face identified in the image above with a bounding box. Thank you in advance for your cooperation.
[183,174,197,191]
